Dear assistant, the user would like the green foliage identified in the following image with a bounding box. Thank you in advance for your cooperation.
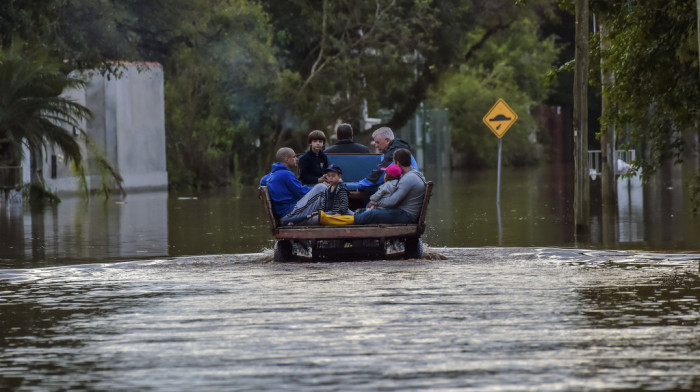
[0,0,138,75]
[160,0,281,188]
[262,0,516,143]
[22,182,61,206]
[0,38,124,198]
[262,0,440,137]
[430,18,560,168]
[0,39,91,166]
[593,0,700,180]
[2,0,565,188]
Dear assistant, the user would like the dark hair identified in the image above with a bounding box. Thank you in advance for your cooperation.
[336,123,353,140]
[308,130,326,144]
[393,148,412,167]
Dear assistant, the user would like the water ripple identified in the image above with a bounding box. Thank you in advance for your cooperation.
[1,247,699,391]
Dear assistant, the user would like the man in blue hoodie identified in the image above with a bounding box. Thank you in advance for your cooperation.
[260,147,327,225]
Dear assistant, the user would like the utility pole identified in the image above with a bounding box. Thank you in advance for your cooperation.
[696,0,700,173]
[574,0,590,238]
[599,16,618,245]
[697,0,700,76]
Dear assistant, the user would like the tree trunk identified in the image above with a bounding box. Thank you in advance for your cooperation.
[574,0,590,239]
[29,148,44,185]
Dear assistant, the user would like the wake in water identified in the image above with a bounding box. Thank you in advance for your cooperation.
[0,246,698,391]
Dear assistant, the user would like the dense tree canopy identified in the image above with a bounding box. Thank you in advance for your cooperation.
[10,0,696,194]
[591,0,700,179]
[0,41,90,172]
[261,0,557,149]
[431,18,559,167]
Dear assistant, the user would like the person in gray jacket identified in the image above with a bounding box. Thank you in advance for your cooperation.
[354,148,426,224]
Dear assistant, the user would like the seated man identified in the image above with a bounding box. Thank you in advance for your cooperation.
[260,147,327,225]
[325,123,370,153]
[354,148,427,225]
[351,126,416,204]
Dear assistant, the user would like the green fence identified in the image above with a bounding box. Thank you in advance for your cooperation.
[395,106,451,173]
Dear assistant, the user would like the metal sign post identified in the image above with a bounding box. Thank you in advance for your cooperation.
[482,99,518,245]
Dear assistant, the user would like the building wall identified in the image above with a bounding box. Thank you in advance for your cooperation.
[41,63,168,195]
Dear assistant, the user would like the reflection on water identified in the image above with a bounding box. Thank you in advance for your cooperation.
[2,164,700,268]
[616,174,644,243]
[0,192,169,268]
[0,248,698,391]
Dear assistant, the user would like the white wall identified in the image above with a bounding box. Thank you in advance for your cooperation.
[41,63,168,195]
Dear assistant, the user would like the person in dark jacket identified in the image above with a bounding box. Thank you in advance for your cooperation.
[351,127,416,203]
[298,130,329,185]
[325,123,370,153]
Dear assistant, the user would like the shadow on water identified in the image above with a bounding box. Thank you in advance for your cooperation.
[1,163,700,268]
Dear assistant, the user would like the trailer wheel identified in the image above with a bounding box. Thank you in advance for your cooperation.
[404,238,423,259]
[274,240,294,262]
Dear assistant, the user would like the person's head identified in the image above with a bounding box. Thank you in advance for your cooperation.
[381,163,402,181]
[324,164,343,186]
[371,127,394,153]
[393,148,412,168]
[335,123,354,141]
[276,147,297,170]
[308,130,326,152]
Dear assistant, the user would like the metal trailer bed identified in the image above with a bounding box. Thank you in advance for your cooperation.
[258,181,433,262]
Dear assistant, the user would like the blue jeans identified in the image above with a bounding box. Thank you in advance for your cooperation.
[353,208,415,225]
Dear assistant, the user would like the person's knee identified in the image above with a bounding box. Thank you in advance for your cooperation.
[353,210,373,225]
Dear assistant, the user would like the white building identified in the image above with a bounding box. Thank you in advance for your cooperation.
[29,62,168,195]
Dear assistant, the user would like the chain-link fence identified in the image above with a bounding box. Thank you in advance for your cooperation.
[395,106,451,174]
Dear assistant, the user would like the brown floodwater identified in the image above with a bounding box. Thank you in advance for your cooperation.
[2,164,699,268]
[1,165,698,391]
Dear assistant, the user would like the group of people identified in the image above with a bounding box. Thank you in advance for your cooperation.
[259,123,427,226]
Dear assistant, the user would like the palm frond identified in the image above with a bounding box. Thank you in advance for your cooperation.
[0,39,91,165]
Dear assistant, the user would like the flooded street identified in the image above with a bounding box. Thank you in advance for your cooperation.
[1,248,698,391]
[1,166,699,390]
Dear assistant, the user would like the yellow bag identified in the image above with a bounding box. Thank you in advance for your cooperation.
[319,211,355,225]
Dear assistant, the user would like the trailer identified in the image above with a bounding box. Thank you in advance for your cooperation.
[258,153,433,261]
[258,180,433,261]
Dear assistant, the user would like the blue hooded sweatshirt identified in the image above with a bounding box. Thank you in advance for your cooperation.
[260,162,311,217]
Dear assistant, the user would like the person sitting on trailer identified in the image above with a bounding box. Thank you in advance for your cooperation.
[354,148,427,225]
[260,147,327,225]
[321,164,352,215]
[298,130,329,185]
[368,163,402,207]
[349,126,417,204]
[325,123,370,153]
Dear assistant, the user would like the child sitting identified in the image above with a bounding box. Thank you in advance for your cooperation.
[321,164,351,215]
[298,130,329,185]
[368,163,402,209]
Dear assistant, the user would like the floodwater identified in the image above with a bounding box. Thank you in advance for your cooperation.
[1,164,699,391]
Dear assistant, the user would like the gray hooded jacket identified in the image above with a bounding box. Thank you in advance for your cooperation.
[372,168,427,221]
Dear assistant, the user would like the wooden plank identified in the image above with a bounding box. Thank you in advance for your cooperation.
[258,187,279,235]
[276,225,420,240]
[416,181,434,235]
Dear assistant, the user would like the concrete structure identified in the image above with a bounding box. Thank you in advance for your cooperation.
[30,63,168,195]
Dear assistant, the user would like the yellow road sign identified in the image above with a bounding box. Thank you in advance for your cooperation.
[482,99,518,138]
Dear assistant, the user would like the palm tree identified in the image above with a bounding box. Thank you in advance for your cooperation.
[0,39,91,184]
